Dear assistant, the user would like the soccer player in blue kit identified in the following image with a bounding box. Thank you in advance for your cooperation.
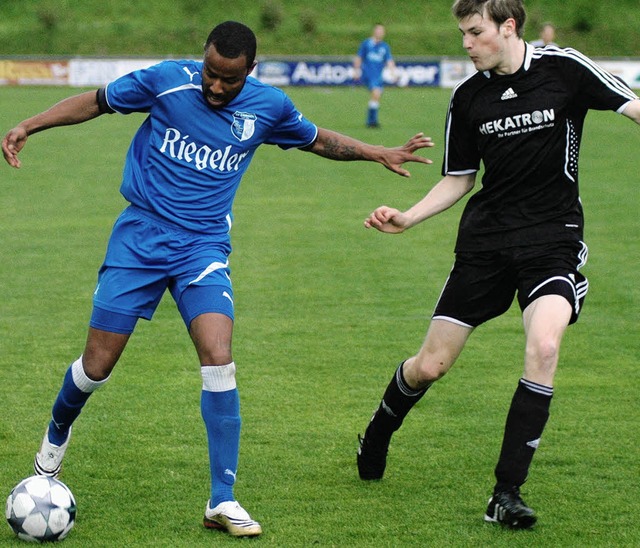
[356,0,640,530]
[353,24,397,128]
[2,21,433,537]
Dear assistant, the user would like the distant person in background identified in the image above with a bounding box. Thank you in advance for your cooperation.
[353,23,397,128]
[531,22,557,47]
[2,20,433,538]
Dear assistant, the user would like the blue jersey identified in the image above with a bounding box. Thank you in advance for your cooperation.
[357,38,392,82]
[105,60,318,235]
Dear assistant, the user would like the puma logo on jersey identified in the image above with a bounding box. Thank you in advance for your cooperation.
[501,87,518,100]
[183,67,199,82]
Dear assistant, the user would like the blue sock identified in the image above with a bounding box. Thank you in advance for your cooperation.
[367,101,380,125]
[49,357,106,446]
[201,387,241,506]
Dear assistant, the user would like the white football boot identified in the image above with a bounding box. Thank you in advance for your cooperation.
[34,426,72,478]
[203,500,262,537]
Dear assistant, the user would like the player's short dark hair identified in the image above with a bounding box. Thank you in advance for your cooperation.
[205,21,257,67]
[452,0,526,38]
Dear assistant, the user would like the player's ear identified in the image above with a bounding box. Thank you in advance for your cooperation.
[501,18,517,38]
[247,61,257,75]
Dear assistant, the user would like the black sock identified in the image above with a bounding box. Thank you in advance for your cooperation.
[365,362,430,443]
[494,378,553,493]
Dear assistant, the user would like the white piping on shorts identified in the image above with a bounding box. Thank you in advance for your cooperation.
[188,259,230,285]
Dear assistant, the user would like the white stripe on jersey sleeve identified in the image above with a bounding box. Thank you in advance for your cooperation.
[532,47,638,103]
[157,83,201,98]
[443,72,478,175]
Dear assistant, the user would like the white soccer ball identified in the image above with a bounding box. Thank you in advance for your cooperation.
[6,475,76,542]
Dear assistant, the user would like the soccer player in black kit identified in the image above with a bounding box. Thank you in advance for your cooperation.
[357,0,640,529]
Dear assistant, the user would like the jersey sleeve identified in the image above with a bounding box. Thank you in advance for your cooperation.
[384,43,393,62]
[357,40,367,59]
[265,93,318,150]
[104,62,167,114]
[442,89,481,176]
[561,48,638,112]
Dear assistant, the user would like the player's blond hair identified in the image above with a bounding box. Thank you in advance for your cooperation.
[452,0,526,38]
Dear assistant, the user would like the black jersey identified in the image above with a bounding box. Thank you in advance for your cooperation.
[443,44,638,252]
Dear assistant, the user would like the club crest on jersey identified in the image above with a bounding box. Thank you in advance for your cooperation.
[231,111,257,142]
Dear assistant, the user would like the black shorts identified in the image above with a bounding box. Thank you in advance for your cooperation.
[433,241,589,327]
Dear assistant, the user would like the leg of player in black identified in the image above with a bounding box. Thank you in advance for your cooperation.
[358,319,472,480]
[493,378,553,493]
[357,362,429,479]
[485,378,552,529]
[485,294,571,529]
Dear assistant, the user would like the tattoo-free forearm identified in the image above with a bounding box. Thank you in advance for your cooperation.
[19,91,103,136]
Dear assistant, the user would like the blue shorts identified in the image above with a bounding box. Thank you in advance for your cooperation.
[362,74,384,91]
[90,206,234,334]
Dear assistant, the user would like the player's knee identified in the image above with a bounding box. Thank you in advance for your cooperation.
[406,355,449,386]
[189,309,234,365]
[525,337,560,370]
[83,329,129,380]
[83,359,115,382]
[81,353,118,382]
[418,362,448,384]
[199,348,233,366]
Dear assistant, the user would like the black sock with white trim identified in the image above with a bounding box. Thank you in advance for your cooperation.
[493,378,553,493]
[364,362,430,443]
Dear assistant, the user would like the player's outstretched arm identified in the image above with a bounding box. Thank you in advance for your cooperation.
[365,173,476,234]
[306,128,434,177]
[2,90,103,168]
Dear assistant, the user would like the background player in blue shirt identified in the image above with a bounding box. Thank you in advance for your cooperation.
[2,21,433,538]
[353,23,397,128]
[357,0,640,531]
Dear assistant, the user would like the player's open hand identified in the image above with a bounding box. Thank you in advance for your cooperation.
[381,132,434,177]
[2,126,28,168]
[364,206,409,233]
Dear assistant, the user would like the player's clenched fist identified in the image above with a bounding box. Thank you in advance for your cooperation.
[364,206,408,233]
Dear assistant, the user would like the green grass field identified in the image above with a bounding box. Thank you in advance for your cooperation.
[2,0,640,57]
[1,85,638,547]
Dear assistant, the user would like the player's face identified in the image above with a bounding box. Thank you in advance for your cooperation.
[373,25,385,41]
[201,45,256,109]
[458,11,511,73]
